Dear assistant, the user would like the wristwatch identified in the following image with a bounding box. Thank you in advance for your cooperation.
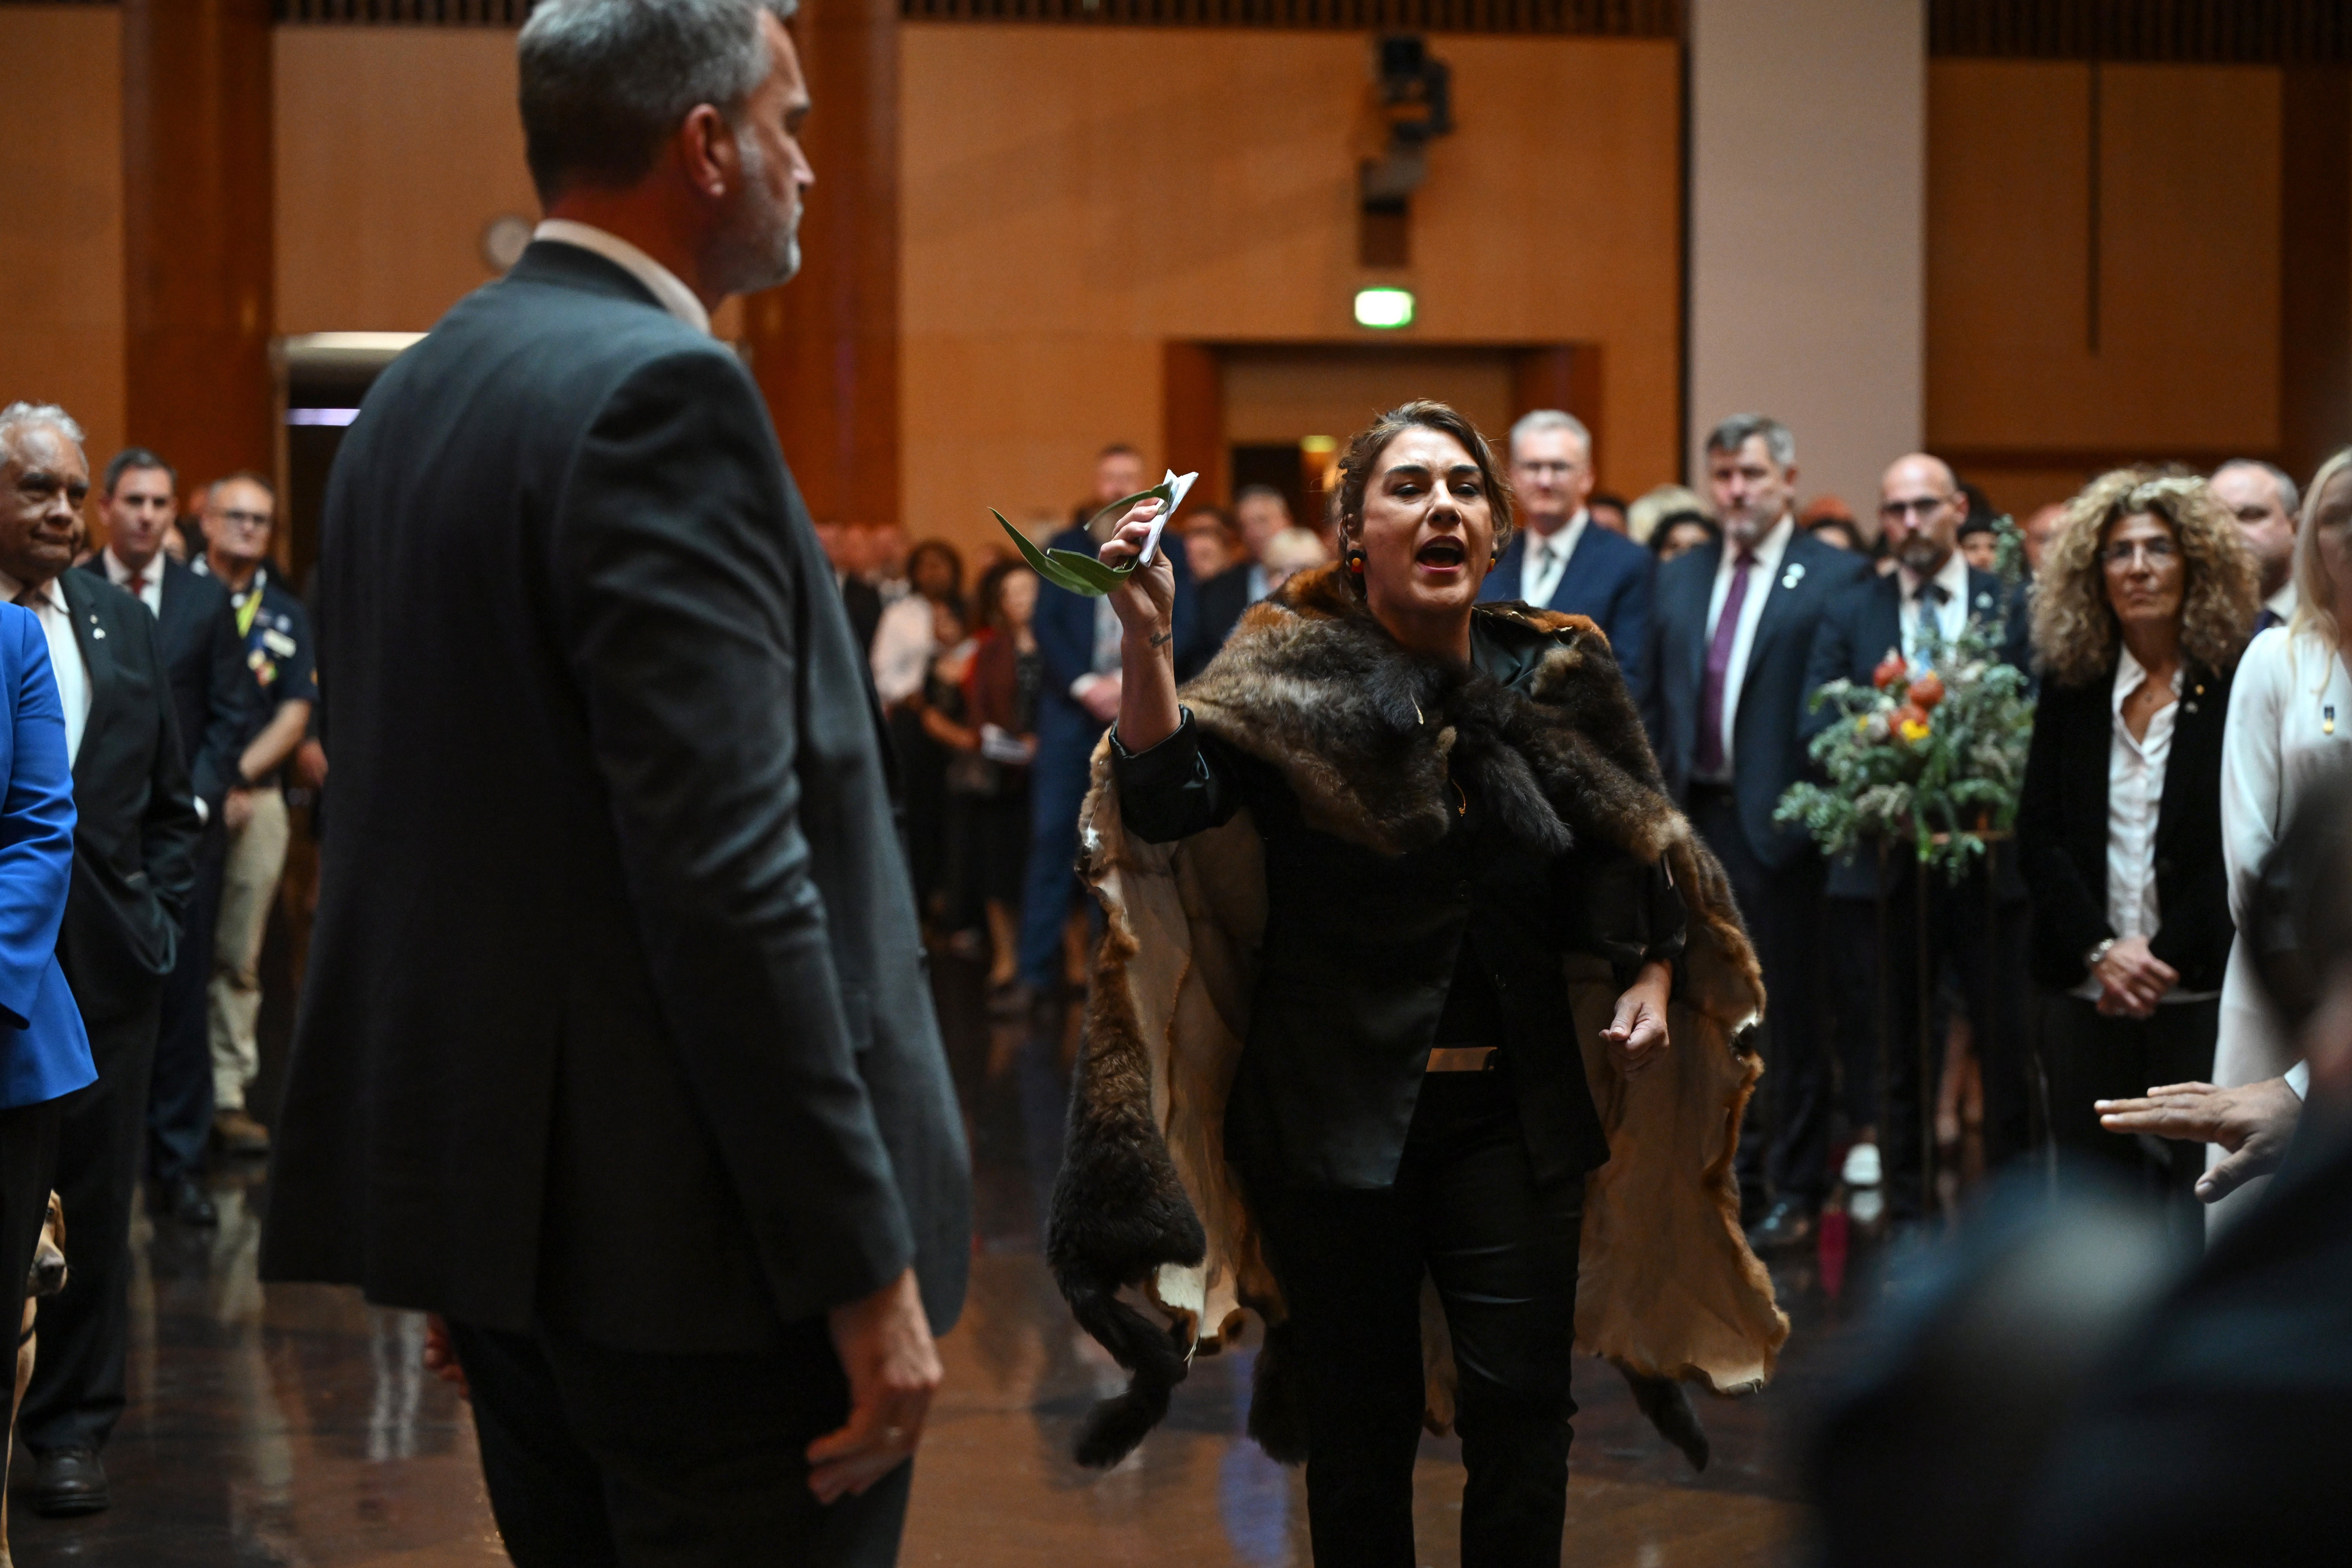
[2084,938,2117,972]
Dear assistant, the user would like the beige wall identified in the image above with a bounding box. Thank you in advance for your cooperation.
[1925,59,2282,517]
[1688,0,1926,520]
[900,25,1683,554]
[0,5,126,467]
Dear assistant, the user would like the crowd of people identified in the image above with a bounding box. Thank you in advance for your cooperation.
[0,406,318,1518]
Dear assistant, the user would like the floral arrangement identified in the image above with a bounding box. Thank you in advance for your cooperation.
[1774,524,2037,881]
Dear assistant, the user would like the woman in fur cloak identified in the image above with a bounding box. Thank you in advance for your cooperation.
[1049,402,1787,1565]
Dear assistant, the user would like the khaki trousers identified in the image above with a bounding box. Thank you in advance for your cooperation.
[210,785,290,1114]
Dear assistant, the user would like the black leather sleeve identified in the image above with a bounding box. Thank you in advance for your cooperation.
[1560,846,1688,991]
[1108,709,1248,844]
[135,607,201,942]
[553,347,913,1314]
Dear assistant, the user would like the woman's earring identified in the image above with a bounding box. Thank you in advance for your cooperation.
[1346,547,1366,575]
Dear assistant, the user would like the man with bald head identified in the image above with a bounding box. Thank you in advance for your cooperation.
[2210,460,2299,634]
[1797,452,2033,1241]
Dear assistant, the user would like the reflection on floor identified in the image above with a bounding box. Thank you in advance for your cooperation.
[8,952,1890,1566]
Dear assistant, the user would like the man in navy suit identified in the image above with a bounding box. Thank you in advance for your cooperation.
[1804,454,2035,1230]
[1643,414,1869,1243]
[1481,410,1654,700]
[2209,459,2299,635]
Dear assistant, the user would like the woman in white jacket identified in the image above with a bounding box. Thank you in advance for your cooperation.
[2213,446,2352,1227]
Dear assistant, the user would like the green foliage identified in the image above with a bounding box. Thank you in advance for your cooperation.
[1774,518,2038,882]
[992,480,1186,597]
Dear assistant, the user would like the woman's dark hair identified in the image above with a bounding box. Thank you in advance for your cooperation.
[973,557,1030,634]
[1807,517,1861,553]
[907,538,964,606]
[1333,400,1516,567]
[1649,510,1718,556]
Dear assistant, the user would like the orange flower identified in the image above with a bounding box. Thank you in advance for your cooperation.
[1910,672,1946,711]
[1873,653,1906,691]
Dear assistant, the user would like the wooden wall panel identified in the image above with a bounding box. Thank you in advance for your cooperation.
[899,26,1682,556]
[0,5,126,466]
[1928,59,2282,512]
[2281,67,2350,483]
[124,0,276,490]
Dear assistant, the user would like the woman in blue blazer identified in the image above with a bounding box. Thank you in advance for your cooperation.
[0,599,93,1347]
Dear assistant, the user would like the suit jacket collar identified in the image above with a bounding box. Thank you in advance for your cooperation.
[530,220,711,334]
[56,570,122,781]
[505,240,671,317]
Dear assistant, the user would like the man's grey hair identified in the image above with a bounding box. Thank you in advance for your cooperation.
[1705,413,1796,470]
[0,402,85,466]
[518,0,797,205]
[1509,409,1590,459]
[2215,458,2300,520]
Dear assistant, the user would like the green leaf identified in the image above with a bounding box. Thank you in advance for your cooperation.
[993,509,1136,598]
[1085,482,1179,539]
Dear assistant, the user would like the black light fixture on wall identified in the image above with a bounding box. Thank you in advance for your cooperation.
[1359,33,1453,269]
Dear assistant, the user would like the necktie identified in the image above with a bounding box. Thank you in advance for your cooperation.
[1694,549,1756,777]
[128,573,147,597]
[1913,580,1949,653]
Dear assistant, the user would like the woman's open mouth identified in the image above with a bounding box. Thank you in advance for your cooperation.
[1416,537,1467,571]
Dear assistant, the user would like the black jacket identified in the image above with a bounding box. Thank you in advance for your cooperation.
[53,570,202,1002]
[261,241,971,1350]
[1642,528,1870,869]
[75,555,255,817]
[1116,615,1686,1191]
[1182,561,1254,681]
[1803,565,2034,901]
[2015,661,2235,994]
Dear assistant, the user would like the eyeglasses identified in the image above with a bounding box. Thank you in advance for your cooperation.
[2100,539,2179,568]
[1878,496,1952,521]
[213,508,271,530]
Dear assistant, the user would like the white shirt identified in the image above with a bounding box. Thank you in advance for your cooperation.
[1520,511,1589,610]
[2075,648,2212,1003]
[1699,515,1794,778]
[1896,548,1970,662]
[532,219,712,336]
[0,572,90,767]
[869,594,937,708]
[2263,581,2296,626]
[101,547,164,617]
[2222,625,2352,933]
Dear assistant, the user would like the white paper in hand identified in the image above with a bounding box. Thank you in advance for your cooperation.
[1139,470,1197,567]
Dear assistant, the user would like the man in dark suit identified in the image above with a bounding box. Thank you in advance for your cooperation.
[83,448,255,1228]
[1643,413,1868,1240]
[1189,484,1289,667]
[1481,409,1655,701]
[1801,453,2035,1235]
[259,4,970,1561]
[0,409,202,1518]
[817,518,885,656]
[2210,459,2299,635]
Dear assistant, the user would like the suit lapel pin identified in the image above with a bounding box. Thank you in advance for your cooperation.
[1975,591,1993,609]
[2327,704,2337,736]
[1781,561,1806,591]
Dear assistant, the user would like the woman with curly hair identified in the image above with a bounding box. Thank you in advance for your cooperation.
[2017,469,2259,1237]
[1045,402,1787,1566]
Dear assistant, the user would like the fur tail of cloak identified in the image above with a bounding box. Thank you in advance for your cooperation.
[1046,564,1790,1470]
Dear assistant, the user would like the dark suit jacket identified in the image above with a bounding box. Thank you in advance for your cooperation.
[260,241,971,1351]
[1642,528,1869,870]
[841,574,883,658]
[1481,520,1655,701]
[1802,565,2034,899]
[52,571,202,1009]
[1184,561,1255,680]
[2015,661,2235,994]
[76,556,254,817]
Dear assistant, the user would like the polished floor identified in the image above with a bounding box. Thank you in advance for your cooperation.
[4,952,1908,1567]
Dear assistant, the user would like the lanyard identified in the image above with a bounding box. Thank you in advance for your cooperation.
[235,588,264,640]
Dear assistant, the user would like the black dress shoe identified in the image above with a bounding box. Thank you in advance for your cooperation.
[1744,1199,1817,1254]
[32,1447,110,1517]
[159,1175,218,1228]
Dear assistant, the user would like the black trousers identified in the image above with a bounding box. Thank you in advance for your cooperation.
[1251,1069,1582,1568]
[1827,869,2033,1219]
[2043,995,2218,1249]
[20,955,161,1456]
[448,1316,912,1568]
[1686,786,1832,1210]
[0,1098,62,1369]
[150,825,225,1185]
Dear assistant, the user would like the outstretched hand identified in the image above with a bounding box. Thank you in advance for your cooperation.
[1603,960,1674,1078]
[2096,1077,2301,1202]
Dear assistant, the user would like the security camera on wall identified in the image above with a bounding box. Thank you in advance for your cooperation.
[1360,34,1453,268]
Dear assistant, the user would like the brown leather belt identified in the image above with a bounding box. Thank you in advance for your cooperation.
[1425,1045,1498,1073]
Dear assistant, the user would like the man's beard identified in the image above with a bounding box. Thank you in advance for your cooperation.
[714,136,802,296]
[1897,535,1947,575]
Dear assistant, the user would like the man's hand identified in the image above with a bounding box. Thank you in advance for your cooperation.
[421,1313,470,1400]
[295,737,328,791]
[1099,500,1176,645]
[1602,960,1673,1078]
[807,1268,941,1505]
[223,788,254,832]
[2096,1077,2302,1202]
[2093,935,2177,1019]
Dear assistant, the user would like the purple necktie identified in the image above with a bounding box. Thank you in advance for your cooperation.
[1694,548,1756,777]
